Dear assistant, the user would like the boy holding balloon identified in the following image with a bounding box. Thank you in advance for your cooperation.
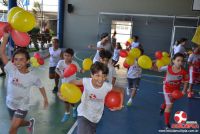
[0,33,48,134]
[156,53,188,128]
[70,62,123,134]
[56,48,83,122]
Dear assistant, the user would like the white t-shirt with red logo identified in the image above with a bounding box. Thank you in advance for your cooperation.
[56,60,80,83]
[160,65,188,93]
[188,54,200,83]
[127,61,142,79]
[49,47,62,67]
[4,62,43,111]
[77,78,112,123]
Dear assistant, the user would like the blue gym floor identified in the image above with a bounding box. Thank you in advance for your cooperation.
[0,50,200,134]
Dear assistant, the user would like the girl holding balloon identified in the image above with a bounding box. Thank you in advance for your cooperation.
[156,53,188,128]
[0,33,48,134]
[56,48,83,122]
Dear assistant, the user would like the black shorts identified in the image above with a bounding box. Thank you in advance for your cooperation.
[127,78,140,89]
[49,66,56,74]
[112,59,118,66]
[7,108,28,119]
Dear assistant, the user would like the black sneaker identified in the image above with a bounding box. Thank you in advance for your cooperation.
[52,86,58,93]
[160,108,164,116]
[27,118,35,134]
[0,73,6,77]
[165,124,171,129]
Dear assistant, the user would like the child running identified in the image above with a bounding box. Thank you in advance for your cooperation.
[44,37,62,93]
[56,48,83,122]
[70,62,123,134]
[158,53,188,128]
[0,33,48,134]
[126,58,142,106]
[112,42,122,69]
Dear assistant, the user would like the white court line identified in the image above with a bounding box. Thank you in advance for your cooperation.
[67,121,78,134]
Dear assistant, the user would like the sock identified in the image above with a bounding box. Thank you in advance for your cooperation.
[164,112,170,125]
[128,98,132,103]
[65,112,70,115]
[161,103,166,110]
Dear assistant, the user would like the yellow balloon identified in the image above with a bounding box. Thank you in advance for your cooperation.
[30,57,37,63]
[7,7,24,23]
[82,58,93,71]
[162,52,169,57]
[156,60,165,69]
[125,56,135,65]
[128,48,141,58]
[127,38,133,44]
[60,83,82,103]
[32,61,40,67]
[11,10,36,32]
[161,56,171,65]
[138,55,152,69]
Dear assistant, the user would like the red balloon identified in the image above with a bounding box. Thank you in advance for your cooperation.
[37,58,44,65]
[123,61,130,68]
[76,85,84,93]
[120,50,128,58]
[0,22,11,38]
[105,91,121,109]
[172,90,183,100]
[155,51,163,59]
[125,41,131,46]
[11,29,30,47]
[34,52,41,59]
[64,64,78,78]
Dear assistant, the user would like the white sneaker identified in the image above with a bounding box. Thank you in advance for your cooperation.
[126,98,132,106]
[126,87,130,96]
[27,118,35,134]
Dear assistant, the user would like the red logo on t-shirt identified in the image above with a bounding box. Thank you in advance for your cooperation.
[89,94,96,99]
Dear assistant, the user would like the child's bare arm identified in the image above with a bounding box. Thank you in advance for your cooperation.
[0,33,9,65]
[182,82,188,95]
[70,79,83,86]
[39,87,48,109]
[112,77,116,86]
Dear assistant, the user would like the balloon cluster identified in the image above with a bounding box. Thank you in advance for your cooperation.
[0,7,36,47]
[60,83,82,103]
[30,52,44,68]
[82,58,93,71]
[119,46,152,69]
[125,38,133,46]
[155,51,171,69]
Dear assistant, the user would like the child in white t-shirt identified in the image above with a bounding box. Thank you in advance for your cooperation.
[112,42,122,69]
[0,33,48,134]
[56,48,83,122]
[44,37,62,93]
[88,33,111,63]
[70,62,123,134]
[187,46,200,98]
[126,59,142,106]
[173,38,187,55]
[99,50,117,85]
